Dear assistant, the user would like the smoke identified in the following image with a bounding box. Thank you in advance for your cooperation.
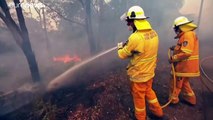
[0,0,213,115]
[180,0,213,57]
[47,47,118,92]
[179,0,201,16]
[0,0,211,93]
[180,0,213,36]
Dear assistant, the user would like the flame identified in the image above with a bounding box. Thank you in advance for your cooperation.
[53,54,81,63]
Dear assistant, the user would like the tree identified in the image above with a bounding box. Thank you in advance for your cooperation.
[82,0,96,54]
[33,2,51,56]
[0,0,41,82]
[37,0,184,55]
[38,0,98,54]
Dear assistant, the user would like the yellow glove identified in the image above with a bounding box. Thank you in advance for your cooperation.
[117,42,123,49]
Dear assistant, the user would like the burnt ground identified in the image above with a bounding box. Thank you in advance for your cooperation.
[0,61,213,120]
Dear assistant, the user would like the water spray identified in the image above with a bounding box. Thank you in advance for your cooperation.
[0,46,117,116]
[47,46,117,92]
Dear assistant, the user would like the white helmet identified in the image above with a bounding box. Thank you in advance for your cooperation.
[127,6,147,19]
[173,16,193,27]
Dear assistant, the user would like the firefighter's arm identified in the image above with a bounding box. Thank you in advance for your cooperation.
[170,32,194,62]
[169,52,191,63]
[117,34,139,59]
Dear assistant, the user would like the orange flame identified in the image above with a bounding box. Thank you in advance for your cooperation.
[53,54,81,63]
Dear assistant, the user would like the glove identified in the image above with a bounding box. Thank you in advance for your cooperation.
[170,45,176,51]
[123,40,128,46]
[117,42,123,49]
[168,55,178,64]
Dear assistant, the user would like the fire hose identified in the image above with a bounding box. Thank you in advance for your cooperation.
[161,50,213,109]
[196,0,213,92]
[161,49,176,108]
[161,0,213,109]
[199,56,213,92]
[200,56,213,84]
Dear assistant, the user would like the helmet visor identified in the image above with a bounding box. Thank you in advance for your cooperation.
[120,12,127,21]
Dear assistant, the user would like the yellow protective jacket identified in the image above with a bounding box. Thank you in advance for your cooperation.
[118,29,159,82]
[172,31,200,77]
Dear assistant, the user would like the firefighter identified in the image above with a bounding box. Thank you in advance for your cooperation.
[169,16,200,105]
[118,6,163,120]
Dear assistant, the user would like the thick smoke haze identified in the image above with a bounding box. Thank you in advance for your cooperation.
[180,0,213,57]
[0,0,212,96]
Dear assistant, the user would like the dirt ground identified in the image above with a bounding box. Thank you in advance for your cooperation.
[1,59,212,120]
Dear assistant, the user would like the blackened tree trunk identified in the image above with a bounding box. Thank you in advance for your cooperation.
[0,0,41,82]
[33,4,51,57]
[42,7,51,55]
[84,0,97,54]
[96,0,104,51]
[38,0,98,55]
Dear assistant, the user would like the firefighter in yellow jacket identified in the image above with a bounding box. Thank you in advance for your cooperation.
[169,16,200,105]
[118,6,163,120]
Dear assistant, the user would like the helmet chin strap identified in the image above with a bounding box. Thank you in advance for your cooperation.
[132,25,137,33]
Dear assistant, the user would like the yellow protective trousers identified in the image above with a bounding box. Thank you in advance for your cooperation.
[170,77,196,105]
[131,79,163,120]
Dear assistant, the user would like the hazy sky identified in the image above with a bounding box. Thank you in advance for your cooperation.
[180,0,202,16]
[180,0,213,38]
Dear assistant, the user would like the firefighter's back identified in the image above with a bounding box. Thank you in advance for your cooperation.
[127,29,159,82]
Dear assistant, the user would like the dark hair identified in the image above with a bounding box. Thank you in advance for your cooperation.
[174,25,180,32]
[126,17,133,25]
[126,17,137,32]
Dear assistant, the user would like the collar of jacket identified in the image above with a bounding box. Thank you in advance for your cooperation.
[174,32,184,39]
[134,19,152,30]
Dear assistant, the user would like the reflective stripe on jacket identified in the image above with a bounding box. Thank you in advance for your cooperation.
[173,31,200,77]
[118,29,158,82]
